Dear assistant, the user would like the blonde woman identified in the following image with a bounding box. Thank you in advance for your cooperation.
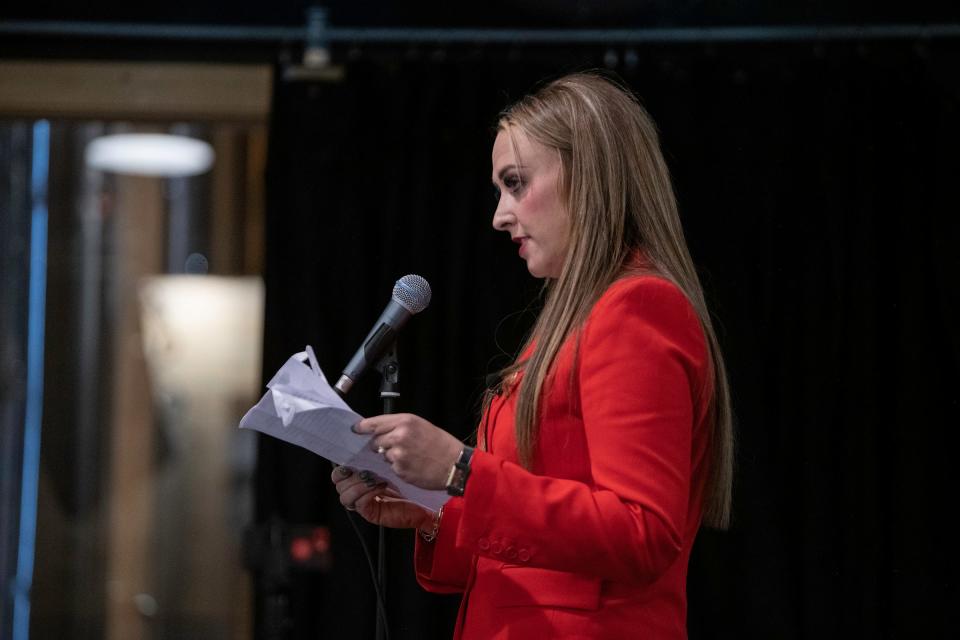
[333,72,733,639]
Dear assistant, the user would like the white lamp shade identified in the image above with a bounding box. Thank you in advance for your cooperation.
[85,133,215,177]
[139,276,264,399]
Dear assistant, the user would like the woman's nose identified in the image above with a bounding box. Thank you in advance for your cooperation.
[492,198,513,231]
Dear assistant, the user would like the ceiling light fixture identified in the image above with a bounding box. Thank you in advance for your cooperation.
[85,133,215,177]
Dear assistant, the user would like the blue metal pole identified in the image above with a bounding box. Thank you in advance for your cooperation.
[12,119,50,640]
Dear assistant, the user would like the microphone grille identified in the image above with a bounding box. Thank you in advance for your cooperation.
[392,274,432,314]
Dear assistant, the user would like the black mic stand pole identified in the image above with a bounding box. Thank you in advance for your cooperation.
[373,343,399,640]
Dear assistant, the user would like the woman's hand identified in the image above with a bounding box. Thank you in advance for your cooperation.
[354,413,464,490]
[330,465,435,530]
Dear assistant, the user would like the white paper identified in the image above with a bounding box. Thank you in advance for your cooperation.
[239,347,450,512]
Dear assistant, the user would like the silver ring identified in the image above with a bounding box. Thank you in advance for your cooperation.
[344,503,357,511]
[376,445,386,455]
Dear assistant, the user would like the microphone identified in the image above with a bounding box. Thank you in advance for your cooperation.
[335,274,432,395]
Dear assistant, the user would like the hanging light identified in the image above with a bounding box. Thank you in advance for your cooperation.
[139,276,264,399]
[85,133,214,177]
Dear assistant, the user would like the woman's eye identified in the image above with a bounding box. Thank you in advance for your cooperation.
[493,175,523,202]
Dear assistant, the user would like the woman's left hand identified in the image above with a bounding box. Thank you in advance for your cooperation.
[354,413,464,490]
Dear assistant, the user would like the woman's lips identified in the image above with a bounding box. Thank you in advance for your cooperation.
[514,237,529,257]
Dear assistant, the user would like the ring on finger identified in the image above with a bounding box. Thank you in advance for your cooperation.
[344,503,357,511]
[376,445,386,455]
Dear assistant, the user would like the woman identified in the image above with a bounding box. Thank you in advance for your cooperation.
[332,72,733,638]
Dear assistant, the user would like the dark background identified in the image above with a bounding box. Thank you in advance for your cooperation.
[1,1,958,27]
[5,2,960,638]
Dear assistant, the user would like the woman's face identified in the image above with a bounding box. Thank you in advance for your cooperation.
[491,127,570,279]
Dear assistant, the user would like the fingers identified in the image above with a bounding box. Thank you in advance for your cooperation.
[354,485,390,511]
[357,469,383,486]
[353,414,413,436]
[370,432,401,452]
[366,436,403,468]
[331,465,390,509]
[330,465,353,483]
[331,465,387,488]
[337,475,387,509]
[365,416,422,452]
[352,417,382,434]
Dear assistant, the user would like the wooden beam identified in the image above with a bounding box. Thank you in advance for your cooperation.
[0,61,271,122]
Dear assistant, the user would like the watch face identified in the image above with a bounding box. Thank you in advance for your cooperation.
[446,448,473,496]
[446,479,463,496]
[446,466,468,496]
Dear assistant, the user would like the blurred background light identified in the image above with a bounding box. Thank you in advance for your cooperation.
[139,275,264,398]
[85,133,214,177]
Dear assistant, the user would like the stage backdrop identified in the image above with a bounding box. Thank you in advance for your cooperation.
[258,41,960,639]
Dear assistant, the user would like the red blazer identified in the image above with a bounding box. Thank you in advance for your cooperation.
[415,275,712,639]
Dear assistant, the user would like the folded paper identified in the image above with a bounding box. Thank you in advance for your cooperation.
[239,347,449,512]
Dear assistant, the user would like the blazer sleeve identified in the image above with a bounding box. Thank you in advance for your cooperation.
[414,498,473,593]
[453,277,708,584]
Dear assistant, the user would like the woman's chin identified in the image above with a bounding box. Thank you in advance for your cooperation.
[525,260,562,279]
[525,263,546,278]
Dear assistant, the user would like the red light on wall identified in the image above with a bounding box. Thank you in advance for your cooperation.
[311,528,331,554]
[289,537,313,563]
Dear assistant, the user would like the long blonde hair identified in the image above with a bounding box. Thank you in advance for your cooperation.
[491,72,734,529]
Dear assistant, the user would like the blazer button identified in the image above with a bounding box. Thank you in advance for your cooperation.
[490,541,502,555]
[505,546,517,560]
[518,548,530,562]
[478,538,489,551]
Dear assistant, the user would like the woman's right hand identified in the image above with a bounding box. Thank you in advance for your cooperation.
[330,465,435,531]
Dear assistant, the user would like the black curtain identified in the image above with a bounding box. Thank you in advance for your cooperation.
[257,41,960,639]
[0,121,34,640]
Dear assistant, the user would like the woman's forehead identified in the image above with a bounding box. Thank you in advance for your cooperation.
[491,127,550,171]
[491,129,518,167]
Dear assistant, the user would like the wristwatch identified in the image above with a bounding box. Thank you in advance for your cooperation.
[445,446,474,496]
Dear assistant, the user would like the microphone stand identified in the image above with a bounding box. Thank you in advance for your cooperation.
[373,343,399,640]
